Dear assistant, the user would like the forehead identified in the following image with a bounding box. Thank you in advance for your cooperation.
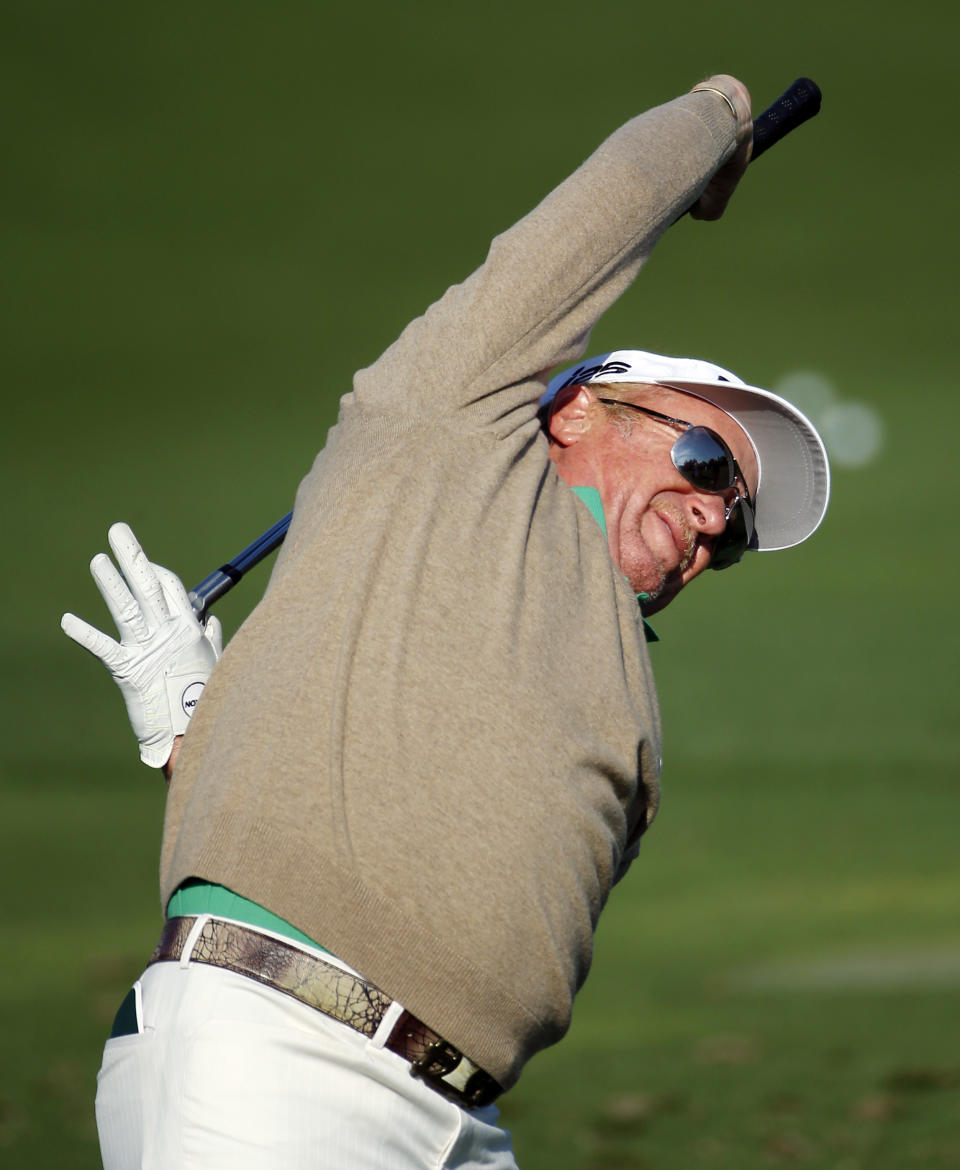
[614,382,759,497]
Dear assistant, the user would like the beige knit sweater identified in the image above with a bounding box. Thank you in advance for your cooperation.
[160,90,739,1089]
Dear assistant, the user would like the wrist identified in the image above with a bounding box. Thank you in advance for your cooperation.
[691,75,752,145]
[162,736,185,781]
[693,85,737,120]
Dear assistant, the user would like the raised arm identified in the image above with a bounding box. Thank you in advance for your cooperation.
[351,76,752,425]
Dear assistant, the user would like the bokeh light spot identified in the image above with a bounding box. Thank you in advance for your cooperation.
[773,370,884,469]
[820,401,885,468]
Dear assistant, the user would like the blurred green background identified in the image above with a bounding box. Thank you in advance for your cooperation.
[3,1,957,1166]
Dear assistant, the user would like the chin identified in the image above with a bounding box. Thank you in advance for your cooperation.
[623,543,694,615]
[638,569,686,616]
[640,589,679,617]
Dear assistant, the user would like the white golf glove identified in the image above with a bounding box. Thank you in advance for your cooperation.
[61,522,222,768]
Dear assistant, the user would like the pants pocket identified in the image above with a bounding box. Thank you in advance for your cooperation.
[108,981,144,1038]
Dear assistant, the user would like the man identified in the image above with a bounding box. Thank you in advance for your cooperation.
[62,74,828,1169]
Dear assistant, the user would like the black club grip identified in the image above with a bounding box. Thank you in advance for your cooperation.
[751,78,822,161]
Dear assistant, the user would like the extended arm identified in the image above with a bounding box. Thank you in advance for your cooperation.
[351,76,752,424]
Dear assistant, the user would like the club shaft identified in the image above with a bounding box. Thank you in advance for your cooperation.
[190,511,292,618]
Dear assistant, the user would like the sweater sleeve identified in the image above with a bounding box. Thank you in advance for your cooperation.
[351,90,740,430]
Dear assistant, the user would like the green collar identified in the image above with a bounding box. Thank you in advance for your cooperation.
[571,486,659,643]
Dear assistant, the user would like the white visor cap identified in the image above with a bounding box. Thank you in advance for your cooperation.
[544,349,830,553]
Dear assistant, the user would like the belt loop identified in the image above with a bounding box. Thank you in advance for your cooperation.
[180,914,210,968]
[370,1000,406,1049]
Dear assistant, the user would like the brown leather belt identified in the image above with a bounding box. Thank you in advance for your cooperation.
[149,916,502,1110]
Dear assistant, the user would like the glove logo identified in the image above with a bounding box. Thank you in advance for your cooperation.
[181,681,206,719]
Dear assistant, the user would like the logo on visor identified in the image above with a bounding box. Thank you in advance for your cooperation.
[557,361,633,391]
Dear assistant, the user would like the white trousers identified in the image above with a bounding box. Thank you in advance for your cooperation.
[95,926,519,1169]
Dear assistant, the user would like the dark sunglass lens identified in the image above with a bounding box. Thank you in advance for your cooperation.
[712,514,746,570]
[711,496,755,571]
[670,428,735,492]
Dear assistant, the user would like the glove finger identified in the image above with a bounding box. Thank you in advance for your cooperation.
[90,552,152,643]
[153,562,196,621]
[108,522,171,629]
[61,611,127,669]
[203,614,223,658]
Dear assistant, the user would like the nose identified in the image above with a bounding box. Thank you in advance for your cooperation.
[681,491,728,537]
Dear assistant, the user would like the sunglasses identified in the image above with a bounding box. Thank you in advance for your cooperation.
[596,398,756,570]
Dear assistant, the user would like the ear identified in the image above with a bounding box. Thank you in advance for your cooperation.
[546,385,596,447]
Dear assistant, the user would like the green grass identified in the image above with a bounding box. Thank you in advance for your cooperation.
[3,1,958,1166]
